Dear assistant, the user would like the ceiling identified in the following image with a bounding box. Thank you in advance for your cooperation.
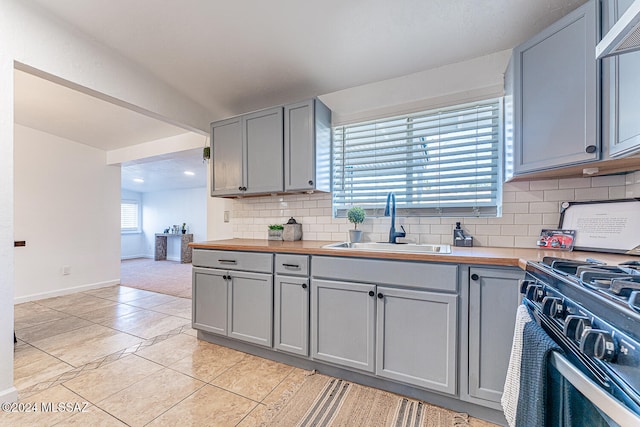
[121,148,208,193]
[26,0,587,119]
[16,0,587,192]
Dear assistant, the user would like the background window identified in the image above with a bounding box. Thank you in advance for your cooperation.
[121,200,140,232]
[332,99,503,217]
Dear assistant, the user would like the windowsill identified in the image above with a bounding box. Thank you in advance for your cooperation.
[121,230,142,235]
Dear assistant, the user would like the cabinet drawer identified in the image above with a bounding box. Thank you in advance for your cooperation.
[192,249,273,273]
[275,254,309,276]
[312,256,457,292]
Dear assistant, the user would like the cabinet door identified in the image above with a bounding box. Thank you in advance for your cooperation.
[376,287,457,395]
[512,1,598,174]
[274,275,309,356]
[602,0,640,158]
[468,267,523,409]
[284,100,315,192]
[192,267,228,335]
[211,117,243,196]
[228,270,273,347]
[243,107,283,194]
[311,279,375,372]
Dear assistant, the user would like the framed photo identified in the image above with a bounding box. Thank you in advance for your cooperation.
[537,229,576,251]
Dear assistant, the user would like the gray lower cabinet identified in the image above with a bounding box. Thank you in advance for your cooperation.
[508,0,599,175]
[228,270,273,347]
[602,0,640,158]
[466,267,523,409]
[311,279,376,372]
[274,275,309,356]
[376,287,457,395]
[192,267,228,335]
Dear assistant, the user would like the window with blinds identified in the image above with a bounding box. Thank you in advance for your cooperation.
[332,99,502,217]
[121,201,140,232]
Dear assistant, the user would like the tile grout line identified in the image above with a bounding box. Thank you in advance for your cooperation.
[17,325,193,400]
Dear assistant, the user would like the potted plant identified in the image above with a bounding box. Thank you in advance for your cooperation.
[203,146,210,162]
[347,206,366,243]
[268,224,284,240]
[182,222,187,234]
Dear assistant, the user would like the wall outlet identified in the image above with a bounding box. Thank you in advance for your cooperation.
[62,265,71,275]
[224,211,230,223]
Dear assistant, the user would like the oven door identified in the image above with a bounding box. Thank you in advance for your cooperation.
[547,352,640,427]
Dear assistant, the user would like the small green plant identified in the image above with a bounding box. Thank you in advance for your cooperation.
[182,222,187,231]
[347,206,366,230]
[268,224,284,230]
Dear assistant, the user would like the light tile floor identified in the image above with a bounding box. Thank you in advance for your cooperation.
[6,285,499,427]
[5,285,305,426]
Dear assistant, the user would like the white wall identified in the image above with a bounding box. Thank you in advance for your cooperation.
[14,125,121,302]
[142,188,207,260]
[0,52,17,404]
[121,189,145,259]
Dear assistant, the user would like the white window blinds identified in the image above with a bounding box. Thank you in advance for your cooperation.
[332,99,502,217]
[121,201,140,231]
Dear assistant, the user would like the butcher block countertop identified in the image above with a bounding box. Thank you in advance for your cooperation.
[189,239,636,269]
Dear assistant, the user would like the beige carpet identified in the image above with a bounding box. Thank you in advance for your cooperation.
[265,372,470,427]
[120,258,192,298]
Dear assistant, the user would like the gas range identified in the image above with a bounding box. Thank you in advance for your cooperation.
[522,256,640,425]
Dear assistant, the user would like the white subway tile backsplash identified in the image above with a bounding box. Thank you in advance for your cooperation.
[529,179,559,190]
[515,191,544,203]
[229,173,639,248]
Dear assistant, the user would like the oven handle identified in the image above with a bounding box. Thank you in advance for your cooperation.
[550,352,640,427]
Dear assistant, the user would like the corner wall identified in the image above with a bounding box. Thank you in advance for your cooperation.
[14,125,121,302]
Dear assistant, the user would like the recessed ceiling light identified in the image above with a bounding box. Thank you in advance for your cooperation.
[133,178,144,183]
[184,171,195,176]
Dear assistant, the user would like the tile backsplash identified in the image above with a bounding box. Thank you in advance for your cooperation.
[230,171,640,248]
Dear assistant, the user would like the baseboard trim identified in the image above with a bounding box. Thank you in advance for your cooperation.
[121,254,147,260]
[14,279,120,304]
[0,386,18,403]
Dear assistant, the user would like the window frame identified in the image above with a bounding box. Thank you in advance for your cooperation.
[120,199,141,234]
[331,98,504,218]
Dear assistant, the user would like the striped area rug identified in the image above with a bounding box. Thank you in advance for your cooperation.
[267,373,470,427]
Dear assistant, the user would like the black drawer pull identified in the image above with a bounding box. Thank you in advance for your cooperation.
[369,291,375,297]
[301,283,308,289]
[282,263,300,269]
[471,274,479,281]
[218,259,237,264]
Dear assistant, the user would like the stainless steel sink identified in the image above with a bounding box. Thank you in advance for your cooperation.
[322,242,452,254]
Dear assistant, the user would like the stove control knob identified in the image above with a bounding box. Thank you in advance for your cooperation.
[519,279,537,294]
[580,329,617,362]
[542,297,564,318]
[525,284,545,302]
[563,315,592,341]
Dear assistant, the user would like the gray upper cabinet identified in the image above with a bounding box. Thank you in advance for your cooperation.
[284,99,332,193]
[509,0,599,175]
[376,287,457,395]
[211,99,331,197]
[243,107,284,194]
[211,117,243,196]
[466,267,523,409]
[311,279,376,372]
[211,107,283,196]
[602,0,640,158]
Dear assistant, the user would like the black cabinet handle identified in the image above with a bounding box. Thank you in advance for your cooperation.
[218,259,237,264]
[308,180,314,186]
[377,293,384,299]
[585,145,597,154]
[301,283,308,289]
[368,291,375,297]
[238,186,243,191]
[222,275,228,280]
[471,273,479,281]
[282,263,300,269]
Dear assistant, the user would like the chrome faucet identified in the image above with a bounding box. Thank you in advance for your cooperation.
[384,192,406,243]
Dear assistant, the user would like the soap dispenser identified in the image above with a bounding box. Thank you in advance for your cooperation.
[453,222,473,247]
